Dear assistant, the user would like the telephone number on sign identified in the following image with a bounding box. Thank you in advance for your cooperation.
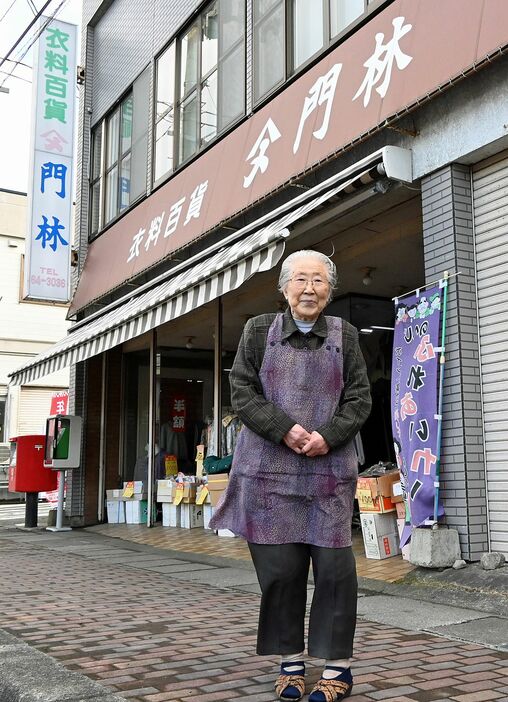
[31,275,66,287]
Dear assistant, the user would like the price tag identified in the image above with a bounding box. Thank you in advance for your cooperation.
[165,454,178,476]
[196,486,209,505]
[122,482,134,498]
[173,484,184,505]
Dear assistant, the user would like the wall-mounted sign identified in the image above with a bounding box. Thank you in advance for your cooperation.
[24,18,76,302]
[71,0,508,313]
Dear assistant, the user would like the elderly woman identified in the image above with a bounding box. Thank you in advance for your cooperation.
[209,250,371,702]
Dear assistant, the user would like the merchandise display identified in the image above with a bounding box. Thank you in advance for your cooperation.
[356,464,399,514]
[360,512,401,559]
[125,500,148,524]
[106,500,125,524]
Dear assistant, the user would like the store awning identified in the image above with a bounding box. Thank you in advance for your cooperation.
[9,146,412,386]
[9,228,289,386]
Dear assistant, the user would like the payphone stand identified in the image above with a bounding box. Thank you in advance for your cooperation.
[47,471,71,532]
[43,414,82,533]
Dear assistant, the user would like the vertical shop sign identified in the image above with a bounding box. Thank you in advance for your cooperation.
[45,390,69,504]
[391,285,444,544]
[24,18,77,302]
[171,397,186,432]
[49,390,69,416]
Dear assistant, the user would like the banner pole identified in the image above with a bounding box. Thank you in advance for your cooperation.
[433,271,449,524]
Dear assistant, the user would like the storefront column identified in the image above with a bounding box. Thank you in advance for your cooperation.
[97,353,108,522]
[147,329,157,527]
[67,360,87,526]
[213,298,223,457]
[421,164,488,560]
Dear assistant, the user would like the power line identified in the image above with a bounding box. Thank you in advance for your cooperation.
[0,0,68,89]
[0,56,32,70]
[0,0,52,72]
[0,0,17,25]
[0,69,31,84]
[26,0,39,16]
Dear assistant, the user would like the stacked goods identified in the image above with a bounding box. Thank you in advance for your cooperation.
[207,472,229,507]
[356,469,398,514]
[356,465,401,559]
[359,512,401,559]
[122,481,148,524]
[157,475,203,529]
[106,489,125,524]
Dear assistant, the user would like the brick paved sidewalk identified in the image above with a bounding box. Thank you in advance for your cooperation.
[0,532,507,702]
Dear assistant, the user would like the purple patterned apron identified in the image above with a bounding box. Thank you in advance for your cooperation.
[209,314,358,548]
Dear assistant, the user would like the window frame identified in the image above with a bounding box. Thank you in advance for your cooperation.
[153,41,176,187]
[89,90,134,241]
[153,0,247,187]
[89,122,104,238]
[254,0,382,106]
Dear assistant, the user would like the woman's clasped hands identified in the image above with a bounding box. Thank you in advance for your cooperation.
[283,424,330,456]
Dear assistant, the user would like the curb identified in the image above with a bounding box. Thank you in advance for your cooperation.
[0,629,124,702]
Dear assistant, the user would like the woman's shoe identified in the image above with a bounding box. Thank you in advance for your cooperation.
[274,661,306,701]
[308,667,353,702]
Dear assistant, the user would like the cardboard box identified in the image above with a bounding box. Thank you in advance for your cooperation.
[182,484,197,503]
[162,502,181,527]
[106,489,123,500]
[360,512,400,559]
[106,500,125,523]
[157,479,176,502]
[181,504,204,529]
[356,472,399,513]
[157,479,175,496]
[391,480,404,503]
[207,473,228,507]
[395,501,406,519]
[203,504,214,529]
[125,500,148,524]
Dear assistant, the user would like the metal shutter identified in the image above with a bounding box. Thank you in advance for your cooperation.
[473,152,508,556]
[17,387,62,436]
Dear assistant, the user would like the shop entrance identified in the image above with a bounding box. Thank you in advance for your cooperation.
[103,184,424,578]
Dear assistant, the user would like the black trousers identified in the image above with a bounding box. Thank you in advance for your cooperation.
[248,543,357,659]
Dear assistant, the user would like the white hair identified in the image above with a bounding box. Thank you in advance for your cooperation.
[278,250,337,302]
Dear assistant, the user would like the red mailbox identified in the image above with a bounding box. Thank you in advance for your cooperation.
[8,435,58,493]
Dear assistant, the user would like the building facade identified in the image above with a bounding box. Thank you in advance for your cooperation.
[0,189,70,469]
[10,0,508,559]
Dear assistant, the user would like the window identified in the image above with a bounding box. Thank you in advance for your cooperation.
[154,42,176,182]
[254,0,374,102]
[329,0,365,38]
[104,94,133,225]
[90,125,103,237]
[89,69,149,238]
[154,0,246,182]
[254,0,285,102]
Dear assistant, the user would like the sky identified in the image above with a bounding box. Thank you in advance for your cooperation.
[0,0,82,193]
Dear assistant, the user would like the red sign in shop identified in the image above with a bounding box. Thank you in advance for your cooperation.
[171,397,186,433]
[70,0,508,314]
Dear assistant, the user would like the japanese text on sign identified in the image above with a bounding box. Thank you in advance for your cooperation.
[391,285,444,545]
[24,18,76,302]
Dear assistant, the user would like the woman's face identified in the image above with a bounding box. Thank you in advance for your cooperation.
[283,256,330,322]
